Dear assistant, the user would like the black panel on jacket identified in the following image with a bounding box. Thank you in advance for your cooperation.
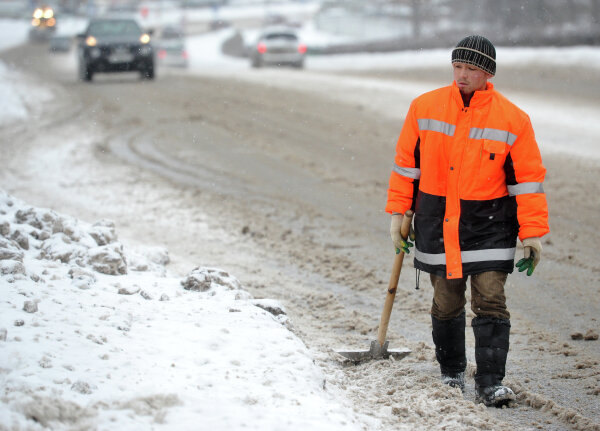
[411,138,421,212]
[414,261,447,278]
[413,192,518,277]
[503,153,517,186]
[414,191,446,254]
[459,196,518,251]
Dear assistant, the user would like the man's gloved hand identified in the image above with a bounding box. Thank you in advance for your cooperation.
[515,237,542,276]
[390,213,415,254]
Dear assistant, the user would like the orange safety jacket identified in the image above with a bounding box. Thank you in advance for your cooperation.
[386,81,549,279]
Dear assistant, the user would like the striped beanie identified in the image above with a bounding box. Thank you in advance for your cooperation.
[451,35,496,76]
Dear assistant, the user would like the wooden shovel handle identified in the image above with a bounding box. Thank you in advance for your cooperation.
[377,210,414,347]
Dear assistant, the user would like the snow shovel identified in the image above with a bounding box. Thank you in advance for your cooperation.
[335,210,414,364]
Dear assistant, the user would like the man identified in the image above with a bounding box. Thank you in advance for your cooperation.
[386,35,549,407]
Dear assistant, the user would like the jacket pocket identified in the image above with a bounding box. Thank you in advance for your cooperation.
[478,140,508,188]
[482,139,506,157]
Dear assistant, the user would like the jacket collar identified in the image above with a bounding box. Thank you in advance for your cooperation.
[451,81,494,108]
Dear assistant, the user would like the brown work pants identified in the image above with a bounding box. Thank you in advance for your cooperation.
[430,271,510,320]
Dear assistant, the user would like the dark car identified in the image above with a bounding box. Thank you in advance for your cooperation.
[77,18,155,82]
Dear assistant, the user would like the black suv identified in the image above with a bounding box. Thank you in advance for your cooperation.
[77,18,154,81]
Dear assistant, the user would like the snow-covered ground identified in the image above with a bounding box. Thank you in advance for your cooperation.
[0,13,370,430]
[0,192,371,430]
[0,19,29,52]
[0,61,55,127]
[2,9,600,429]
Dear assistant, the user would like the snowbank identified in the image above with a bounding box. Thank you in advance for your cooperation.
[0,62,29,126]
[0,19,28,52]
[0,19,58,126]
[0,191,363,430]
[0,61,54,128]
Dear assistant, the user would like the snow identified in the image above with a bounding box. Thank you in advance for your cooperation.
[1,8,600,429]
[0,19,57,127]
[0,191,366,430]
[187,28,246,70]
[0,62,29,126]
[0,19,29,52]
[0,61,55,127]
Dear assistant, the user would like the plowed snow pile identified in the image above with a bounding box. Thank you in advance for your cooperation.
[0,190,368,430]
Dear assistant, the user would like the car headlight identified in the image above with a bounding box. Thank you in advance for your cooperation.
[86,36,97,47]
[31,18,40,27]
[33,8,43,19]
[140,33,150,44]
[139,45,152,56]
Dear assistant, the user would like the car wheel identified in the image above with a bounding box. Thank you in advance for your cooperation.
[141,67,155,80]
[140,60,155,79]
[79,62,93,81]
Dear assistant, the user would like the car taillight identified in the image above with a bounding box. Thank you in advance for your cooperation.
[158,49,166,59]
[298,43,307,54]
[257,42,267,54]
[182,50,188,59]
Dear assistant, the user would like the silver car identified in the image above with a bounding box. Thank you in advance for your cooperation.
[156,25,188,68]
[250,27,306,69]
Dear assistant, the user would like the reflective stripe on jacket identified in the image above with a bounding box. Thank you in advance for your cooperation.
[386,81,549,279]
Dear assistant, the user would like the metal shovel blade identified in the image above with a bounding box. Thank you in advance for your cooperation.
[335,340,411,364]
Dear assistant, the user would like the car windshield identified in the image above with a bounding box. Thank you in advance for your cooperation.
[88,20,141,36]
[161,28,183,39]
[263,33,297,41]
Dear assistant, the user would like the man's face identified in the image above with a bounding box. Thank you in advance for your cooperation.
[452,62,492,95]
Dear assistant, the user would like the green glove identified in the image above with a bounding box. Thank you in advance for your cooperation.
[515,256,536,276]
[515,237,542,276]
[391,214,415,254]
[395,237,414,255]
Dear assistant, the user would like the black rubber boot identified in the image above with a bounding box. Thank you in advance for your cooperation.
[472,316,515,407]
[432,312,466,391]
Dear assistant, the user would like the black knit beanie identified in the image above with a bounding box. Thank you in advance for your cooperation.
[451,35,496,76]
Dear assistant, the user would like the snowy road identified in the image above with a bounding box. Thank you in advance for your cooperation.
[2,37,600,431]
